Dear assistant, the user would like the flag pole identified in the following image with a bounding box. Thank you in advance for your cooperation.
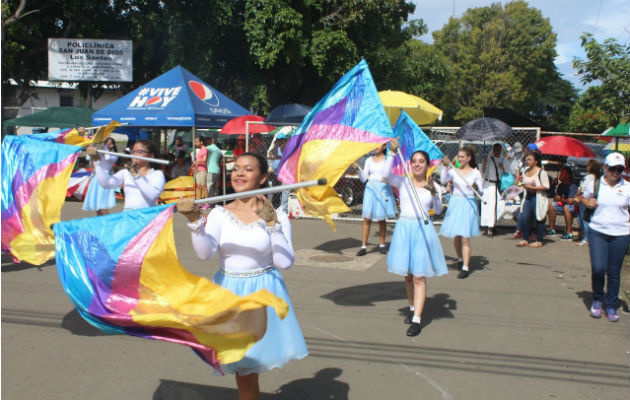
[396,148,430,225]
[97,149,170,165]
[193,179,327,204]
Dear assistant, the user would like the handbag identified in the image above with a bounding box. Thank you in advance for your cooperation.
[582,178,600,223]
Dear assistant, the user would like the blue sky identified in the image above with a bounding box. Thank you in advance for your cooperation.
[412,0,630,90]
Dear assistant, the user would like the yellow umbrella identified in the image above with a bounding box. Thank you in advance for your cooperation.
[378,90,443,126]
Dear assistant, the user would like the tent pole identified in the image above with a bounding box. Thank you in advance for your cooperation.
[246,121,250,151]
[192,126,197,200]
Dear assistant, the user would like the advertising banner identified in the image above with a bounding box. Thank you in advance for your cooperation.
[48,38,132,82]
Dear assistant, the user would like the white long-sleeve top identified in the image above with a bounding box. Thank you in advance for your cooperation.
[381,154,443,218]
[190,206,295,272]
[440,166,484,197]
[94,161,165,210]
[358,156,388,182]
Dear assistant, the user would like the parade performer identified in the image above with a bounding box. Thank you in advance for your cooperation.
[383,141,447,336]
[83,137,118,216]
[480,142,505,236]
[177,152,308,400]
[354,143,398,256]
[581,152,630,322]
[439,147,483,279]
[87,140,165,210]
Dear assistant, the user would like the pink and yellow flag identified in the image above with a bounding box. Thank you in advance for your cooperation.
[276,60,395,228]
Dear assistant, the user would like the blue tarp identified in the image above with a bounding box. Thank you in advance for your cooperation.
[92,65,250,128]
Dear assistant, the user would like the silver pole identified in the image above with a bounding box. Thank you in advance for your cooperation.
[396,148,429,225]
[193,178,327,204]
[97,149,170,165]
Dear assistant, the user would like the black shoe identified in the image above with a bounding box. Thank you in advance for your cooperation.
[404,311,413,324]
[379,245,387,254]
[356,248,367,256]
[457,269,469,279]
[457,261,463,271]
[406,322,422,336]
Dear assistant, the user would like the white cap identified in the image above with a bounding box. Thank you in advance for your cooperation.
[513,142,523,153]
[605,152,625,167]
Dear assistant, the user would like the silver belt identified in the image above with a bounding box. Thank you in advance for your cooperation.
[220,265,275,277]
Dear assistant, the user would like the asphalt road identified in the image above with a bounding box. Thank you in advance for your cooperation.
[2,202,628,399]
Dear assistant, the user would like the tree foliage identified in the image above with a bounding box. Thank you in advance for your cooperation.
[572,33,630,126]
[432,0,559,124]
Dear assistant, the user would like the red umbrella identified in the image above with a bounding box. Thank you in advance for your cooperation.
[534,136,595,158]
[220,115,275,135]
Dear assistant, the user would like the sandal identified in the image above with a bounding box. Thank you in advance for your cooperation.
[527,241,543,248]
[516,240,528,247]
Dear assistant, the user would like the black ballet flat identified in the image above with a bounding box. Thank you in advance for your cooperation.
[457,270,470,279]
[356,248,367,256]
[406,322,422,336]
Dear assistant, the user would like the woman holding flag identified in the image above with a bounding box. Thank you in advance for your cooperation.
[87,140,166,210]
[383,139,448,336]
[354,143,398,256]
[83,137,118,215]
[439,147,483,279]
[177,152,308,400]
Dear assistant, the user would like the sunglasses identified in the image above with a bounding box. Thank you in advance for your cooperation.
[608,166,624,173]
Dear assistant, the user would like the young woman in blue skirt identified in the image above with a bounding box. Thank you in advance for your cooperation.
[439,147,483,279]
[383,141,448,336]
[178,152,307,400]
[83,137,118,215]
[355,143,398,256]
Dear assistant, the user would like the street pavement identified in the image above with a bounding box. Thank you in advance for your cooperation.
[2,202,628,399]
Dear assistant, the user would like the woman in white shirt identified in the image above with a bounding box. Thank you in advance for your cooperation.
[178,152,307,400]
[89,140,166,211]
[576,159,601,245]
[515,151,549,248]
[581,152,630,322]
[355,143,397,256]
[439,146,483,279]
[383,141,447,337]
[480,143,505,236]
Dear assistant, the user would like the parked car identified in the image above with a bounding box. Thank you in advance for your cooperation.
[566,142,606,185]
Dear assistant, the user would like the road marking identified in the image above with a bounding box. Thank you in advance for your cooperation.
[309,324,453,400]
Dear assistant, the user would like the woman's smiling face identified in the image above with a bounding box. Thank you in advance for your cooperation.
[231,155,267,192]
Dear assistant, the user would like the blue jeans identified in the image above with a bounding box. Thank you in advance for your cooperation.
[518,195,544,242]
[588,228,630,308]
[577,203,590,241]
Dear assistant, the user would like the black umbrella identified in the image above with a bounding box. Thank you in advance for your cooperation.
[264,103,312,125]
[455,118,514,141]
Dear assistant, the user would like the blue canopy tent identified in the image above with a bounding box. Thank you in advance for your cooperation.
[92,65,250,128]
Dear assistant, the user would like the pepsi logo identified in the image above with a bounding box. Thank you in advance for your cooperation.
[146,96,162,106]
[189,80,219,107]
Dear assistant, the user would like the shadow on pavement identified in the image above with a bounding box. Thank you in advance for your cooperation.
[321,281,405,306]
[61,308,107,336]
[1,253,55,272]
[314,237,362,254]
[397,293,457,329]
[153,368,349,400]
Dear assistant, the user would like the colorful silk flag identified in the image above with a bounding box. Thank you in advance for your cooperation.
[277,59,395,228]
[28,121,120,146]
[391,111,444,176]
[53,205,288,373]
[66,170,92,201]
[1,135,81,264]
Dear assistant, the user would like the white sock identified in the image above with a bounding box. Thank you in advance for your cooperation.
[361,245,366,249]
[457,258,463,263]
[409,306,414,312]
[379,244,385,248]
[411,316,421,324]
[462,265,469,271]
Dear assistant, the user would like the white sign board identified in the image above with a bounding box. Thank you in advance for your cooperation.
[48,38,133,82]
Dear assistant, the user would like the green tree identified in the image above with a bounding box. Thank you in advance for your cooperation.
[572,33,630,124]
[567,86,615,133]
[432,0,559,124]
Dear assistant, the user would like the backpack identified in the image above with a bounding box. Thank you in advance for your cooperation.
[582,178,600,223]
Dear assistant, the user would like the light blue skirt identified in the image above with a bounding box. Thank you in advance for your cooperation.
[439,195,480,238]
[82,174,116,211]
[213,268,308,375]
[362,180,397,220]
[387,217,448,277]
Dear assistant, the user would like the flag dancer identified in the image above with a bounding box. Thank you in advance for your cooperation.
[178,152,308,400]
[83,137,118,216]
[384,140,448,336]
[439,147,483,279]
